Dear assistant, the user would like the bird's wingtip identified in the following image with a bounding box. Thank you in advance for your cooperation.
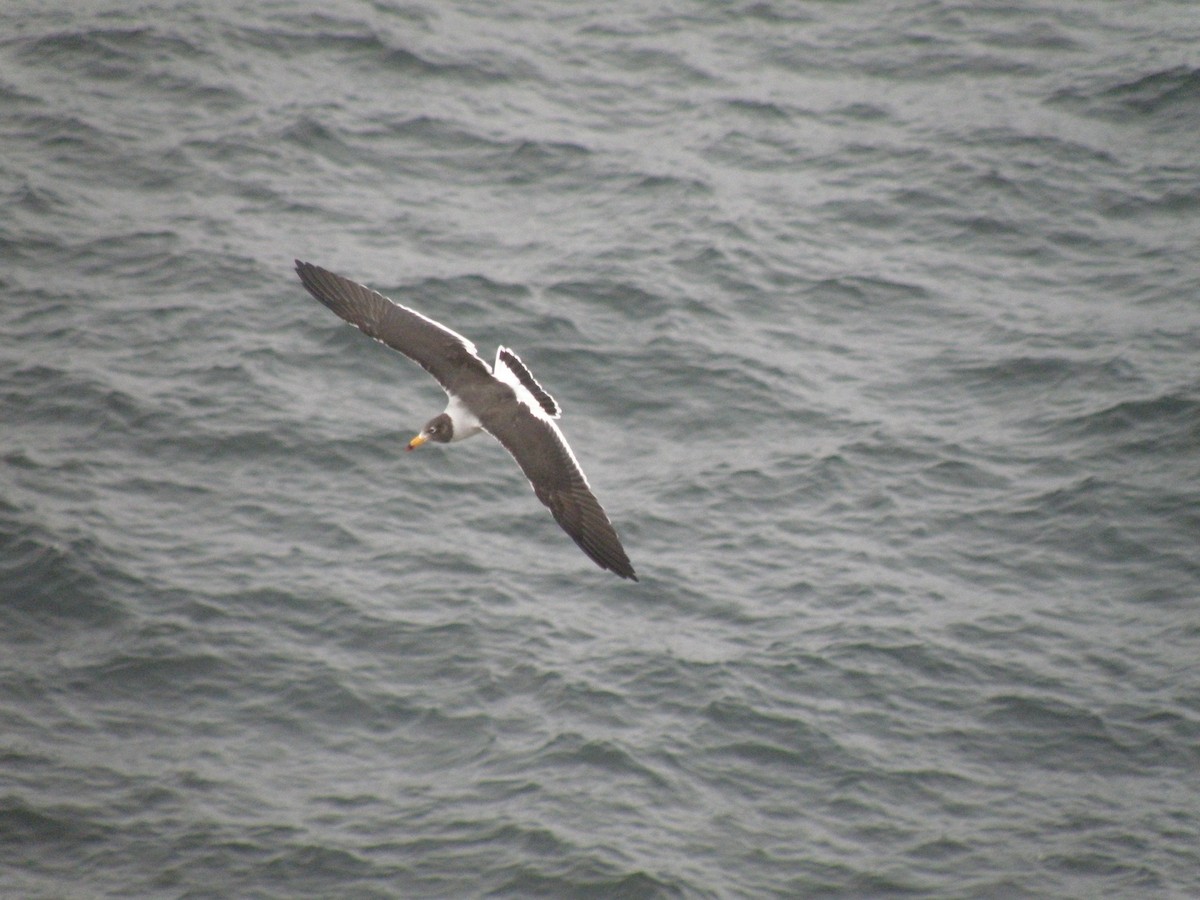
[611,559,638,582]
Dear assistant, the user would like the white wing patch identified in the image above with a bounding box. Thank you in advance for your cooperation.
[493,346,561,421]
[491,346,596,491]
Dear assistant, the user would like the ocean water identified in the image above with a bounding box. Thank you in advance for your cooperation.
[2,1,1199,896]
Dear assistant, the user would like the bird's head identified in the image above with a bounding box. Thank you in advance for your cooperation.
[407,413,454,450]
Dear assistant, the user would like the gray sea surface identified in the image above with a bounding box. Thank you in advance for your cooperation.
[3,1,1199,897]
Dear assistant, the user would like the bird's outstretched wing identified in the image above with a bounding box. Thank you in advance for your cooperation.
[480,403,637,581]
[297,260,637,581]
[295,260,491,392]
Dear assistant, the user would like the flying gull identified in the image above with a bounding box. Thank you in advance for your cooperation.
[295,261,637,581]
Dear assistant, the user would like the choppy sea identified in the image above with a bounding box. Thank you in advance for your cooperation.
[3,2,1199,897]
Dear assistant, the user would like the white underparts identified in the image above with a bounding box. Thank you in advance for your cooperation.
[443,393,484,442]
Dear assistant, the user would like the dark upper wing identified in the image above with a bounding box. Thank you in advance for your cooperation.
[479,402,637,581]
[295,261,491,392]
